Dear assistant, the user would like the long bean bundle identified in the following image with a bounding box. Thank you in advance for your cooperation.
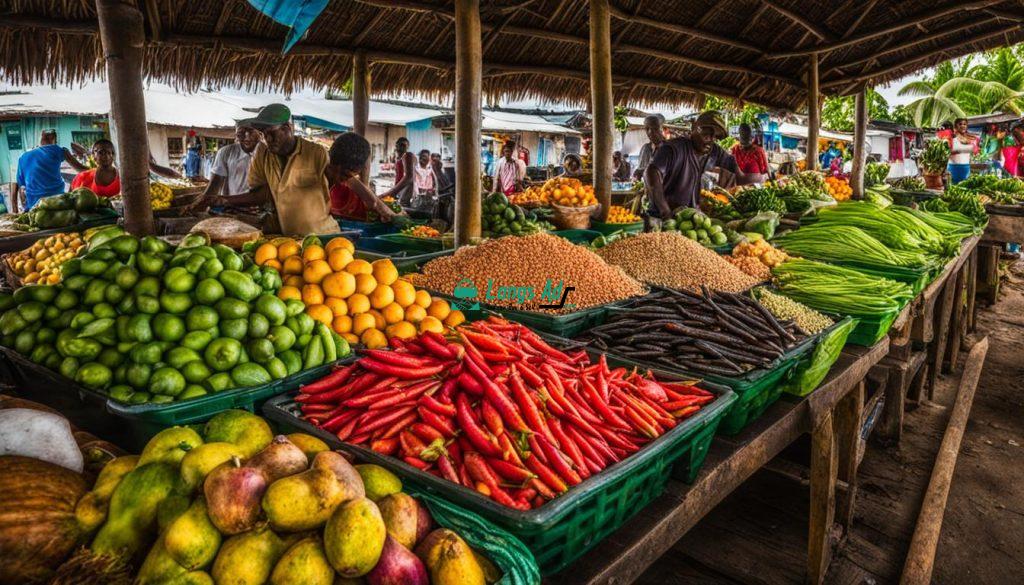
[888,206,981,240]
[773,259,913,316]
[774,225,934,269]
[812,202,951,256]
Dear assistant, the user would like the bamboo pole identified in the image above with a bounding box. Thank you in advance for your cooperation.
[590,0,613,222]
[352,51,372,185]
[453,0,482,246]
[96,0,153,235]
[806,53,820,172]
[851,87,868,199]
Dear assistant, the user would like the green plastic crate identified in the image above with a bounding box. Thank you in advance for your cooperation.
[782,316,856,398]
[263,374,736,575]
[0,345,351,451]
[589,220,644,236]
[845,309,900,346]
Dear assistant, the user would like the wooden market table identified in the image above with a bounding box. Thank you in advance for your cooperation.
[554,339,890,585]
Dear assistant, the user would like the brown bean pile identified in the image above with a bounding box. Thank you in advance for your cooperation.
[596,232,758,293]
[724,255,772,281]
[419,233,646,313]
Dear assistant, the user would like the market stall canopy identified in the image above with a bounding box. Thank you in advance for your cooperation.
[3,0,1024,110]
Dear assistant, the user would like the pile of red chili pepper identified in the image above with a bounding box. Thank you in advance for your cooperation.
[294,316,717,510]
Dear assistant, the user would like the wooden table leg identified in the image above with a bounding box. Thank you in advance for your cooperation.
[835,381,865,533]
[965,248,978,333]
[807,411,838,585]
[927,280,956,400]
[945,267,966,374]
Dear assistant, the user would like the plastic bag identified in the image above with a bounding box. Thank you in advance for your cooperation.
[781,317,856,397]
[743,211,780,239]
[416,491,541,585]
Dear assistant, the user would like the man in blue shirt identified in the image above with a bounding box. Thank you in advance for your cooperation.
[15,130,88,210]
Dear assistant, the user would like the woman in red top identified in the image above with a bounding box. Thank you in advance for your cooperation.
[730,123,769,183]
[71,139,121,197]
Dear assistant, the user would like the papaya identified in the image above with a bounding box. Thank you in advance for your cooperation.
[270,537,334,585]
[91,461,180,559]
[323,497,387,578]
[211,527,292,585]
[164,497,221,571]
[75,455,140,534]
[138,426,204,467]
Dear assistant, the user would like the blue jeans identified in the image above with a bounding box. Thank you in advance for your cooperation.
[948,163,971,184]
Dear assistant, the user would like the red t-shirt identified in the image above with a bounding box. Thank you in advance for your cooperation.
[71,168,121,197]
[330,182,368,220]
[731,144,769,175]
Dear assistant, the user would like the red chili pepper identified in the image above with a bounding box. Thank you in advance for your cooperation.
[662,382,711,398]
[368,379,439,410]
[524,452,568,493]
[436,453,460,484]
[516,360,546,388]
[580,377,631,430]
[336,417,360,441]
[465,453,523,508]
[418,406,457,437]
[460,329,509,354]
[595,369,611,403]
[521,331,572,362]
[457,372,484,396]
[547,418,590,479]
[535,435,582,486]
[458,333,496,377]
[508,370,557,444]
[479,351,519,363]
[360,349,441,368]
[455,394,502,456]
[622,405,659,438]
[480,399,505,436]
[671,405,701,419]
[403,340,427,355]
[496,432,525,466]
[409,422,445,443]
[341,377,401,408]
[526,434,549,465]
[359,358,446,380]
[511,487,538,502]
[436,378,458,403]
[535,384,565,417]
[529,477,556,500]
[370,437,400,456]
[457,460,474,487]
[565,424,607,473]
[485,457,535,484]
[381,412,421,440]
[400,430,429,458]
[467,362,529,433]
[420,394,457,417]
[358,404,418,436]
[420,332,458,360]
[300,363,356,394]
[320,408,360,433]
[403,456,431,470]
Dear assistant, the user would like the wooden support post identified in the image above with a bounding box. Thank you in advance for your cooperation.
[352,51,372,185]
[806,53,820,171]
[945,266,967,373]
[834,381,864,533]
[965,248,978,332]
[900,337,989,585]
[590,0,613,222]
[850,87,868,199]
[96,0,153,236]
[976,243,1001,306]
[927,279,957,399]
[453,0,482,246]
[807,410,838,584]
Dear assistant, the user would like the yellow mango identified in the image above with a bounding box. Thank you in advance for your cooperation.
[164,497,221,571]
[286,433,330,459]
[414,529,485,585]
[137,535,189,585]
[354,464,401,502]
[203,410,273,458]
[179,442,245,492]
[75,455,139,533]
[263,466,344,533]
[324,498,386,578]
[139,426,204,468]
[270,537,335,585]
[212,527,291,585]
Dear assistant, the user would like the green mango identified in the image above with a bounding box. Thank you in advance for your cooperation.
[164,497,221,571]
[91,462,180,559]
[138,426,203,467]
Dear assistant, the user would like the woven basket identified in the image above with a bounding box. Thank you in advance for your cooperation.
[551,203,598,230]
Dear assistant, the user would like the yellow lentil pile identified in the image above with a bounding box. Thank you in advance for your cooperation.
[596,232,758,293]
[724,255,772,281]
[418,233,646,313]
[754,287,833,334]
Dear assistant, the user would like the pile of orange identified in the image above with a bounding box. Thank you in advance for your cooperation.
[517,177,597,207]
[825,175,853,201]
[254,237,464,349]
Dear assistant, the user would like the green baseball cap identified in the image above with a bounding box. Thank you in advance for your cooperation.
[240,103,292,129]
[695,110,728,140]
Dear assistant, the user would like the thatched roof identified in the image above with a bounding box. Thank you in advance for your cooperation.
[3,0,1024,111]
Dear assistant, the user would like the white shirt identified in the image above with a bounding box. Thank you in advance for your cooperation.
[492,157,527,192]
[212,143,254,196]
[949,137,975,165]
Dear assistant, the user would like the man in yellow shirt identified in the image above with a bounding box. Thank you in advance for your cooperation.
[209,103,338,235]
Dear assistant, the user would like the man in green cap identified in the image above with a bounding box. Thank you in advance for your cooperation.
[210,103,339,235]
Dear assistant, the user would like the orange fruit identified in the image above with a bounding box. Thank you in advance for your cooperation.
[344,259,373,275]
[322,272,356,299]
[347,293,371,314]
[332,315,353,334]
[443,310,466,328]
[254,242,278,265]
[369,284,395,310]
[302,245,325,262]
[361,328,388,349]
[277,240,300,259]
[371,259,399,286]
[341,332,360,345]
[404,304,427,323]
[353,313,377,336]
[385,321,417,340]
[392,280,417,308]
[381,303,404,325]
[427,299,451,320]
[302,259,332,284]
[282,255,304,275]
[354,273,378,296]
[418,316,445,334]
[262,258,282,271]
[414,290,432,309]
[301,284,324,306]
[368,309,386,330]
[325,237,355,254]
[325,297,348,317]
[284,275,305,287]
[306,304,333,325]
[277,285,301,301]
[327,248,354,272]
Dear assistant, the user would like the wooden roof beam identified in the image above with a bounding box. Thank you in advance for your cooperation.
[763,0,834,41]
[606,2,764,54]
[142,0,163,41]
[766,0,1007,59]
[841,0,879,39]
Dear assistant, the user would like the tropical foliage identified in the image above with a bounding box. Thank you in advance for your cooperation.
[821,88,896,132]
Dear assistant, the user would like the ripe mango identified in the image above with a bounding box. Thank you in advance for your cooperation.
[137,535,188,585]
[164,497,221,570]
[212,527,291,585]
[376,493,424,550]
[246,435,308,482]
[324,498,387,578]
[203,409,273,457]
[91,461,179,559]
[270,536,334,585]
[286,432,329,459]
[138,426,204,467]
[414,529,485,585]
[75,455,139,533]
[355,464,402,502]
[316,451,365,499]
[263,451,361,532]
[180,442,244,492]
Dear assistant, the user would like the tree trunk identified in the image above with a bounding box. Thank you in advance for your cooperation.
[352,52,372,186]
[590,0,613,222]
[453,0,482,246]
[806,53,820,172]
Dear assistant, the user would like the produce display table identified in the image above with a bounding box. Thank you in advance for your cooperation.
[553,338,890,585]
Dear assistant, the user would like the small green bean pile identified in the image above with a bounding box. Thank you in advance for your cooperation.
[772,259,913,316]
